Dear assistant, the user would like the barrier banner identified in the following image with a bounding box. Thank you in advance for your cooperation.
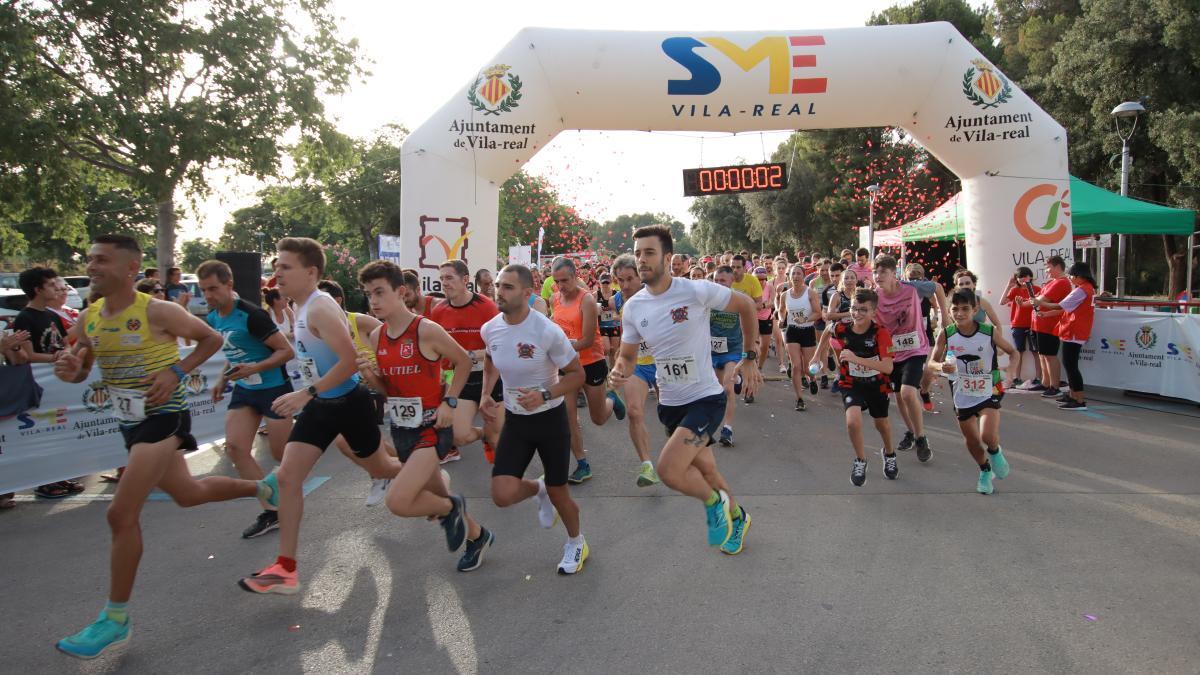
[378,234,403,264]
[0,350,238,494]
[1080,309,1200,403]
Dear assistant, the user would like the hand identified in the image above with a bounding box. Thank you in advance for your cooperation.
[608,366,630,389]
[479,396,500,423]
[1,329,30,353]
[54,349,83,381]
[737,359,762,398]
[941,361,956,374]
[516,387,545,412]
[141,367,181,407]
[838,349,856,364]
[271,389,313,418]
[435,401,453,429]
[212,377,227,403]
[225,363,257,381]
[807,358,821,374]
[355,355,380,378]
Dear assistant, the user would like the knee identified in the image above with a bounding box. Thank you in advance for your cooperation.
[276,467,305,492]
[627,405,645,422]
[223,442,250,460]
[491,487,517,508]
[106,505,139,532]
[655,460,681,487]
[385,493,414,518]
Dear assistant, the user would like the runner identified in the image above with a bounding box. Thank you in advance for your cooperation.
[596,272,621,367]
[478,265,590,575]
[810,288,898,486]
[872,255,933,462]
[904,263,949,412]
[780,263,823,411]
[198,260,295,538]
[770,258,791,375]
[610,254,661,487]
[817,262,850,389]
[548,256,625,484]
[728,255,763,403]
[1000,266,1043,388]
[429,260,503,464]
[752,266,774,372]
[928,288,1019,494]
[708,266,745,446]
[240,237,401,595]
[356,261,493,571]
[952,270,1002,326]
[610,225,761,556]
[53,235,278,659]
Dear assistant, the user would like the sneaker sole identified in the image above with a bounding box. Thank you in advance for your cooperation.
[636,476,659,487]
[242,521,280,539]
[237,578,299,595]
[557,546,589,575]
[57,631,131,660]
[718,438,733,447]
[567,474,592,484]
[458,531,494,573]
[721,515,751,555]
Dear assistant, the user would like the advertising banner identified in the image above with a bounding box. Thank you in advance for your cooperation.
[508,245,532,266]
[1080,310,1200,403]
[378,234,403,263]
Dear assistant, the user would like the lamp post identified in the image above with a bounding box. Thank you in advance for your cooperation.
[866,184,881,259]
[1111,101,1145,297]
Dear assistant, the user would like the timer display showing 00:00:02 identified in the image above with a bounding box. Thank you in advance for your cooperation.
[681,162,788,197]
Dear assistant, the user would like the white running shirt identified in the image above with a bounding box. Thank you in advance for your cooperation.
[482,308,577,415]
[621,276,732,406]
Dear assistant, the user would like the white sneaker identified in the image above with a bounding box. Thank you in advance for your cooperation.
[365,478,390,507]
[557,537,589,575]
[534,478,557,528]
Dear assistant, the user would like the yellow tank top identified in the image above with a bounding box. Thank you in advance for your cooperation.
[347,312,376,365]
[85,292,186,416]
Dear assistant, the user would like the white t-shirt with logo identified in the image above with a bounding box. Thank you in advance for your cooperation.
[482,309,578,415]
[620,277,733,406]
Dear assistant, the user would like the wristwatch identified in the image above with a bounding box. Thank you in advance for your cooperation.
[445,396,458,409]
[744,350,758,361]
[305,385,318,398]
[169,364,187,381]
[539,387,551,402]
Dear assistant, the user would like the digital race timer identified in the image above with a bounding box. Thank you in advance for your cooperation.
[682,162,788,197]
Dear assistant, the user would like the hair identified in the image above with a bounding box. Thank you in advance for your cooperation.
[1016,266,1034,279]
[500,264,534,289]
[829,262,845,273]
[705,260,716,271]
[196,260,233,284]
[905,262,926,280]
[953,268,978,284]
[856,248,870,258]
[167,267,181,277]
[633,224,673,256]
[263,287,282,304]
[277,237,326,275]
[840,248,853,257]
[18,267,58,298]
[1066,261,1098,288]
[873,254,898,272]
[551,256,576,275]
[950,288,978,307]
[439,259,469,278]
[474,268,493,286]
[611,254,637,277]
[317,279,344,300]
[145,267,159,277]
[1047,254,1067,270]
[853,288,878,307]
[789,262,806,277]
[135,278,161,294]
[93,234,141,255]
[715,265,734,276]
[402,269,421,294]
[358,259,406,290]
[732,254,747,266]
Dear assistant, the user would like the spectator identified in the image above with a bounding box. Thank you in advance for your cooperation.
[164,267,189,303]
[143,267,159,282]
[263,287,294,341]
[1033,261,1097,411]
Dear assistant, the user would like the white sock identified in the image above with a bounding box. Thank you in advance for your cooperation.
[568,534,584,545]
[641,460,653,469]
[537,479,548,497]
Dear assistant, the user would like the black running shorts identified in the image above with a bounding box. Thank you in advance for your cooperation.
[460,371,503,404]
[390,424,454,462]
[955,394,1003,421]
[120,411,197,451]
[493,403,571,486]
[657,392,726,445]
[757,318,774,336]
[785,325,817,347]
[289,385,381,457]
[890,354,927,390]
[841,386,890,419]
[228,382,293,420]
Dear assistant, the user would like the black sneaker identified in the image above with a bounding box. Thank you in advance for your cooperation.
[744,393,754,404]
[808,377,818,395]
[786,364,793,379]
[457,526,494,572]
[851,458,867,487]
[242,510,279,539]
[897,431,915,452]
[1055,392,1072,403]
[881,450,899,480]
[1040,387,1062,398]
[440,495,467,552]
[915,436,932,463]
[1058,399,1089,411]
[820,375,829,389]
[795,397,806,411]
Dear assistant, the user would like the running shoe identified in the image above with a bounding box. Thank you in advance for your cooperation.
[567,459,592,484]
[820,375,829,389]
[242,510,279,539]
[56,612,130,659]
[733,374,743,395]
[720,506,751,555]
[808,377,818,395]
[482,440,495,465]
[744,393,754,404]
[786,363,793,379]
[607,389,626,421]
[440,495,467,552]
[1039,387,1062,398]
[915,436,932,463]
[881,450,899,480]
[778,363,788,375]
[239,562,299,595]
[576,391,587,408]
[1012,378,1024,388]
[851,458,867,487]
[1055,393,1072,403]
[1058,399,1088,411]
[636,462,660,487]
[457,527,494,572]
[557,538,590,575]
[921,391,934,412]
[440,448,462,464]
[977,469,994,495]
[989,447,1010,479]
[1026,382,1047,393]
[365,478,390,507]
[256,471,280,511]
[705,489,733,547]
[795,397,806,411]
[534,478,558,528]
[718,425,734,447]
[897,431,915,452]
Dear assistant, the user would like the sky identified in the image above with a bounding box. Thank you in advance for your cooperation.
[177,0,903,243]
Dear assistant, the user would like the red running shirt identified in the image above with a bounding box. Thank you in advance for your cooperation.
[375,317,443,413]
[1034,277,1072,334]
[1005,284,1040,329]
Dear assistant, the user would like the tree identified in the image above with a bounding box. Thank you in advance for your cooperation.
[4,0,363,273]
[689,195,753,254]
[219,185,335,255]
[498,172,592,258]
[179,238,217,273]
[590,212,691,255]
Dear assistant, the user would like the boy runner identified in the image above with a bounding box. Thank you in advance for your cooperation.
[928,289,1019,494]
[610,225,761,556]
[872,255,933,462]
[709,266,744,446]
[611,254,661,487]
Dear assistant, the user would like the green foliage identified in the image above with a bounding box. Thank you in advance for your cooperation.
[589,213,693,255]
[179,238,217,273]
[322,243,365,311]
[498,172,593,260]
[689,195,752,253]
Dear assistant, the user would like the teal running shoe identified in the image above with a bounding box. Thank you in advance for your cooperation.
[977,469,994,495]
[57,612,130,659]
[705,489,733,547]
[567,460,592,484]
[257,470,280,510]
[720,506,751,555]
[990,447,1010,479]
[607,389,626,421]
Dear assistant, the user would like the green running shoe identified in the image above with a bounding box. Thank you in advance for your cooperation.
[57,612,130,660]
[977,469,994,495]
[989,447,1010,479]
[636,462,660,487]
[705,489,733,547]
[257,470,280,510]
[720,506,751,555]
[567,460,592,484]
[607,389,626,421]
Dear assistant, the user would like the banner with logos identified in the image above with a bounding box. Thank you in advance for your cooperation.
[378,234,403,264]
[1080,310,1200,403]
[0,350,244,494]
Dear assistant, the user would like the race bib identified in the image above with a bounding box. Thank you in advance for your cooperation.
[239,371,263,386]
[600,310,616,323]
[503,387,553,415]
[386,396,423,429]
[297,357,319,389]
[848,361,880,378]
[710,336,728,354]
[790,310,809,324]
[656,356,698,385]
[468,349,485,373]
[892,331,919,352]
[960,374,993,396]
[109,386,147,423]
[637,341,651,358]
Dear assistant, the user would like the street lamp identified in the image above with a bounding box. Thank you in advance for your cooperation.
[1111,100,1145,297]
[866,184,881,259]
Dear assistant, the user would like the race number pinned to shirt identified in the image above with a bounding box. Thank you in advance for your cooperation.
[710,336,728,354]
[109,386,147,423]
[297,357,319,389]
[468,349,486,373]
[600,310,616,323]
[656,356,698,385]
[386,396,423,429]
[892,331,919,352]
[790,310,809,324]
[959,373,993,397]
[848,361,880,378]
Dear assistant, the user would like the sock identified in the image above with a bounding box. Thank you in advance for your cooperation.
[987,447,1000,455]
[980,461,992,472]
[704,490,720,507]
[884,451,896,458]
[104,601,128,624]
[729,504,744,521]
[255,480,272,502]
[568,534,584,546]
[276,555,297,573]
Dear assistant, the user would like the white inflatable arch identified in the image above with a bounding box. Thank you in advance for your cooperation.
[399,22,1072,301]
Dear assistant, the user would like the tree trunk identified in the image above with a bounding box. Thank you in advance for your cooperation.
[1162,234,1185,299]
[156,198,176,272]
[362,225,377,260]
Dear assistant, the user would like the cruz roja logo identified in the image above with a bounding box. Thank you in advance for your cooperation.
[418,216,470,271]
[962,59,1012,109]
[1013,184,1070,246]
[467,64,522,116]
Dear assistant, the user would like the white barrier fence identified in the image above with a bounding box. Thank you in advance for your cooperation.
[1079,309,1200,403]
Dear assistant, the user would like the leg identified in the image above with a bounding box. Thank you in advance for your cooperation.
[490,475,539,507]
[451,400,484,447]
[546,484,580,537]
[757,330,771,370]
[657,428,721,502]
[845,406,865,460]
[718,364,736,427]
[564,390,585,461]
[623,377,653,463]
[383,447,453,518]
[899,384,924,436]
[786,343,805,398]
[223,406,266,480]
[156,450,259,508]
[874,416,894,453]
[273,443,323,560]
[359,440,403,479]
[958,415,986,465]
[979,408,1002,450]
[773,322,788,369]
[104,439,178,602]
[583,381,614,426]
[264,415,292,464]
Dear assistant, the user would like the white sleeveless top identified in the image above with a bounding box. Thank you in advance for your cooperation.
[785,286,815,328]
[270,306,293,339]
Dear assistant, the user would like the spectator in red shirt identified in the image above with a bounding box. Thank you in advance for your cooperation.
[1001,266,1043,388]
[1029,256,1072,398]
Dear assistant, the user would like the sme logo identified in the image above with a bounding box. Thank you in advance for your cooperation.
[1098,338,1126,352]
[662,35,828,95]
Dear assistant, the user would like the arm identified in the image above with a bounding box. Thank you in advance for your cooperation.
[355,325,387,393]
[230,312,295,381]
[807,288,823,322]
[839,347,894,375]
[571,293,599,352]
[1000,279,1016,306]
[933,284,950,330]
[723,290,762,396]
[424,320,472,428]
[145,300,223,406]
[926,328,954,376]
[532,295,549,316]
[608,340,639,387]
[271,299,360,417]
[479,353,502,422]
[981,298,1002,327]
[993,331,1020,383]
[53,321,95,383]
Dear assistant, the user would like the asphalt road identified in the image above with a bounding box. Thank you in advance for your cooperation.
[2,365,1199,673]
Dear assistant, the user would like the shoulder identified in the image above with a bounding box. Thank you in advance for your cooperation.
[979,323,993,336]
[945,324,958,337]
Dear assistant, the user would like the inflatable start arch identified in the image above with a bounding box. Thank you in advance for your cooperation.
[399,22,1071,299]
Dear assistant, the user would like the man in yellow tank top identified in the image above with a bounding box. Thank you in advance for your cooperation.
[52,235,280,660]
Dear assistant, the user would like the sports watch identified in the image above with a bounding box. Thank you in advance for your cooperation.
[539,387,551,402]
[743,350,758,361]
[445,397,458,409]
[306,385,318,398]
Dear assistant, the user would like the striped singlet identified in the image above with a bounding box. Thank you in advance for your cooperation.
[85,292,186,420]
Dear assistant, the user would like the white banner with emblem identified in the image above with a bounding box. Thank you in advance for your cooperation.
[1079,309,1200,403]
[0,349,254,494]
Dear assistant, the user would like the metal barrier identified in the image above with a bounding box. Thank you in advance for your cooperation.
[1096,297,1200,313]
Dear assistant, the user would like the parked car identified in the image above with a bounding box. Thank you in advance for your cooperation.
[0,287,27,331]
[62,276,91,307]
[179,275,209,317]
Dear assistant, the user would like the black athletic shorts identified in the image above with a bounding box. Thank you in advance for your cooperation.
[460,371,503,404]
[228,382,293,420]
[786,325,817,348]
[841,386,890,419]
[120,411,197,451]
[493,403,571,486]
[1034,331,1060,356]
[657,392,726,445]
[757,318,774,336]
[563,360,610,388]
[390,424,454,462]
[956,394,1003,421]
[891,354,927,390]
[289,384,381,457]
[599,325,620,338]
[1011,327,1033,353]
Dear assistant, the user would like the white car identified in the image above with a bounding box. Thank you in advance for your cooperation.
[0,287,27,332]
[62,276,91,308]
